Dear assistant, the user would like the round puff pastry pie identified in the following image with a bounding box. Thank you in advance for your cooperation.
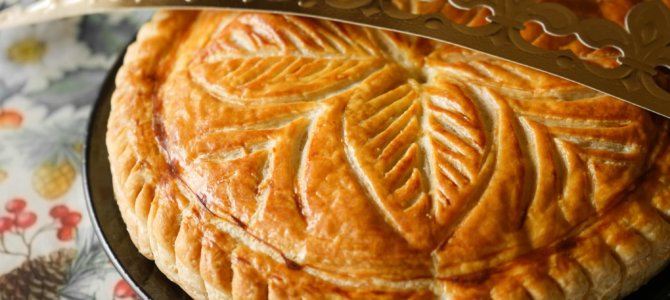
[107,8,670,300]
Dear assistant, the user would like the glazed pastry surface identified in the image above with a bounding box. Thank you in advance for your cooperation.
[107,7,670,299]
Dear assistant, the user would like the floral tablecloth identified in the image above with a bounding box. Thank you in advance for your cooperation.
[0,12,153,299]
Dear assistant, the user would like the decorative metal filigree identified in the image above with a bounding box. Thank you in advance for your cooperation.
[0,0,669,116]
[446,0,670,110]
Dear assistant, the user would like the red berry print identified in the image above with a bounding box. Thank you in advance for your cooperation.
[114,279,137,299]
[57,226,74,241]
[1,197,80,258]
[14,212,37,229]
[61,212,82,227]
[49,205,69,219]
[0,216,12,233]
[5,198,26,213]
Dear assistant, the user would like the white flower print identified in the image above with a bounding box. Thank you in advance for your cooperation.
[0,17,92,92]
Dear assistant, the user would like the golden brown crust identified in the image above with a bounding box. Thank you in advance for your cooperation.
[107,8,670,300]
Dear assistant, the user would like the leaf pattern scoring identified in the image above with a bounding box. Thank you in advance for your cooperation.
[153,12,666,280]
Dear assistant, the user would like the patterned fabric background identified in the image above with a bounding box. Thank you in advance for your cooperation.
[0,11,152,299]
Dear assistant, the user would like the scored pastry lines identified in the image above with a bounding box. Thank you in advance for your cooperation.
[108,11,670,299]
[149,11,667,289]
[343,67,496,249]
[189,12,659,256]
[190,13,386,105]
[514,103,649,214]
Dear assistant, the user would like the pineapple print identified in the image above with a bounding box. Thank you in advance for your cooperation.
[0,249,77,299]
[11,107,88,200]
[32,159,77,200]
